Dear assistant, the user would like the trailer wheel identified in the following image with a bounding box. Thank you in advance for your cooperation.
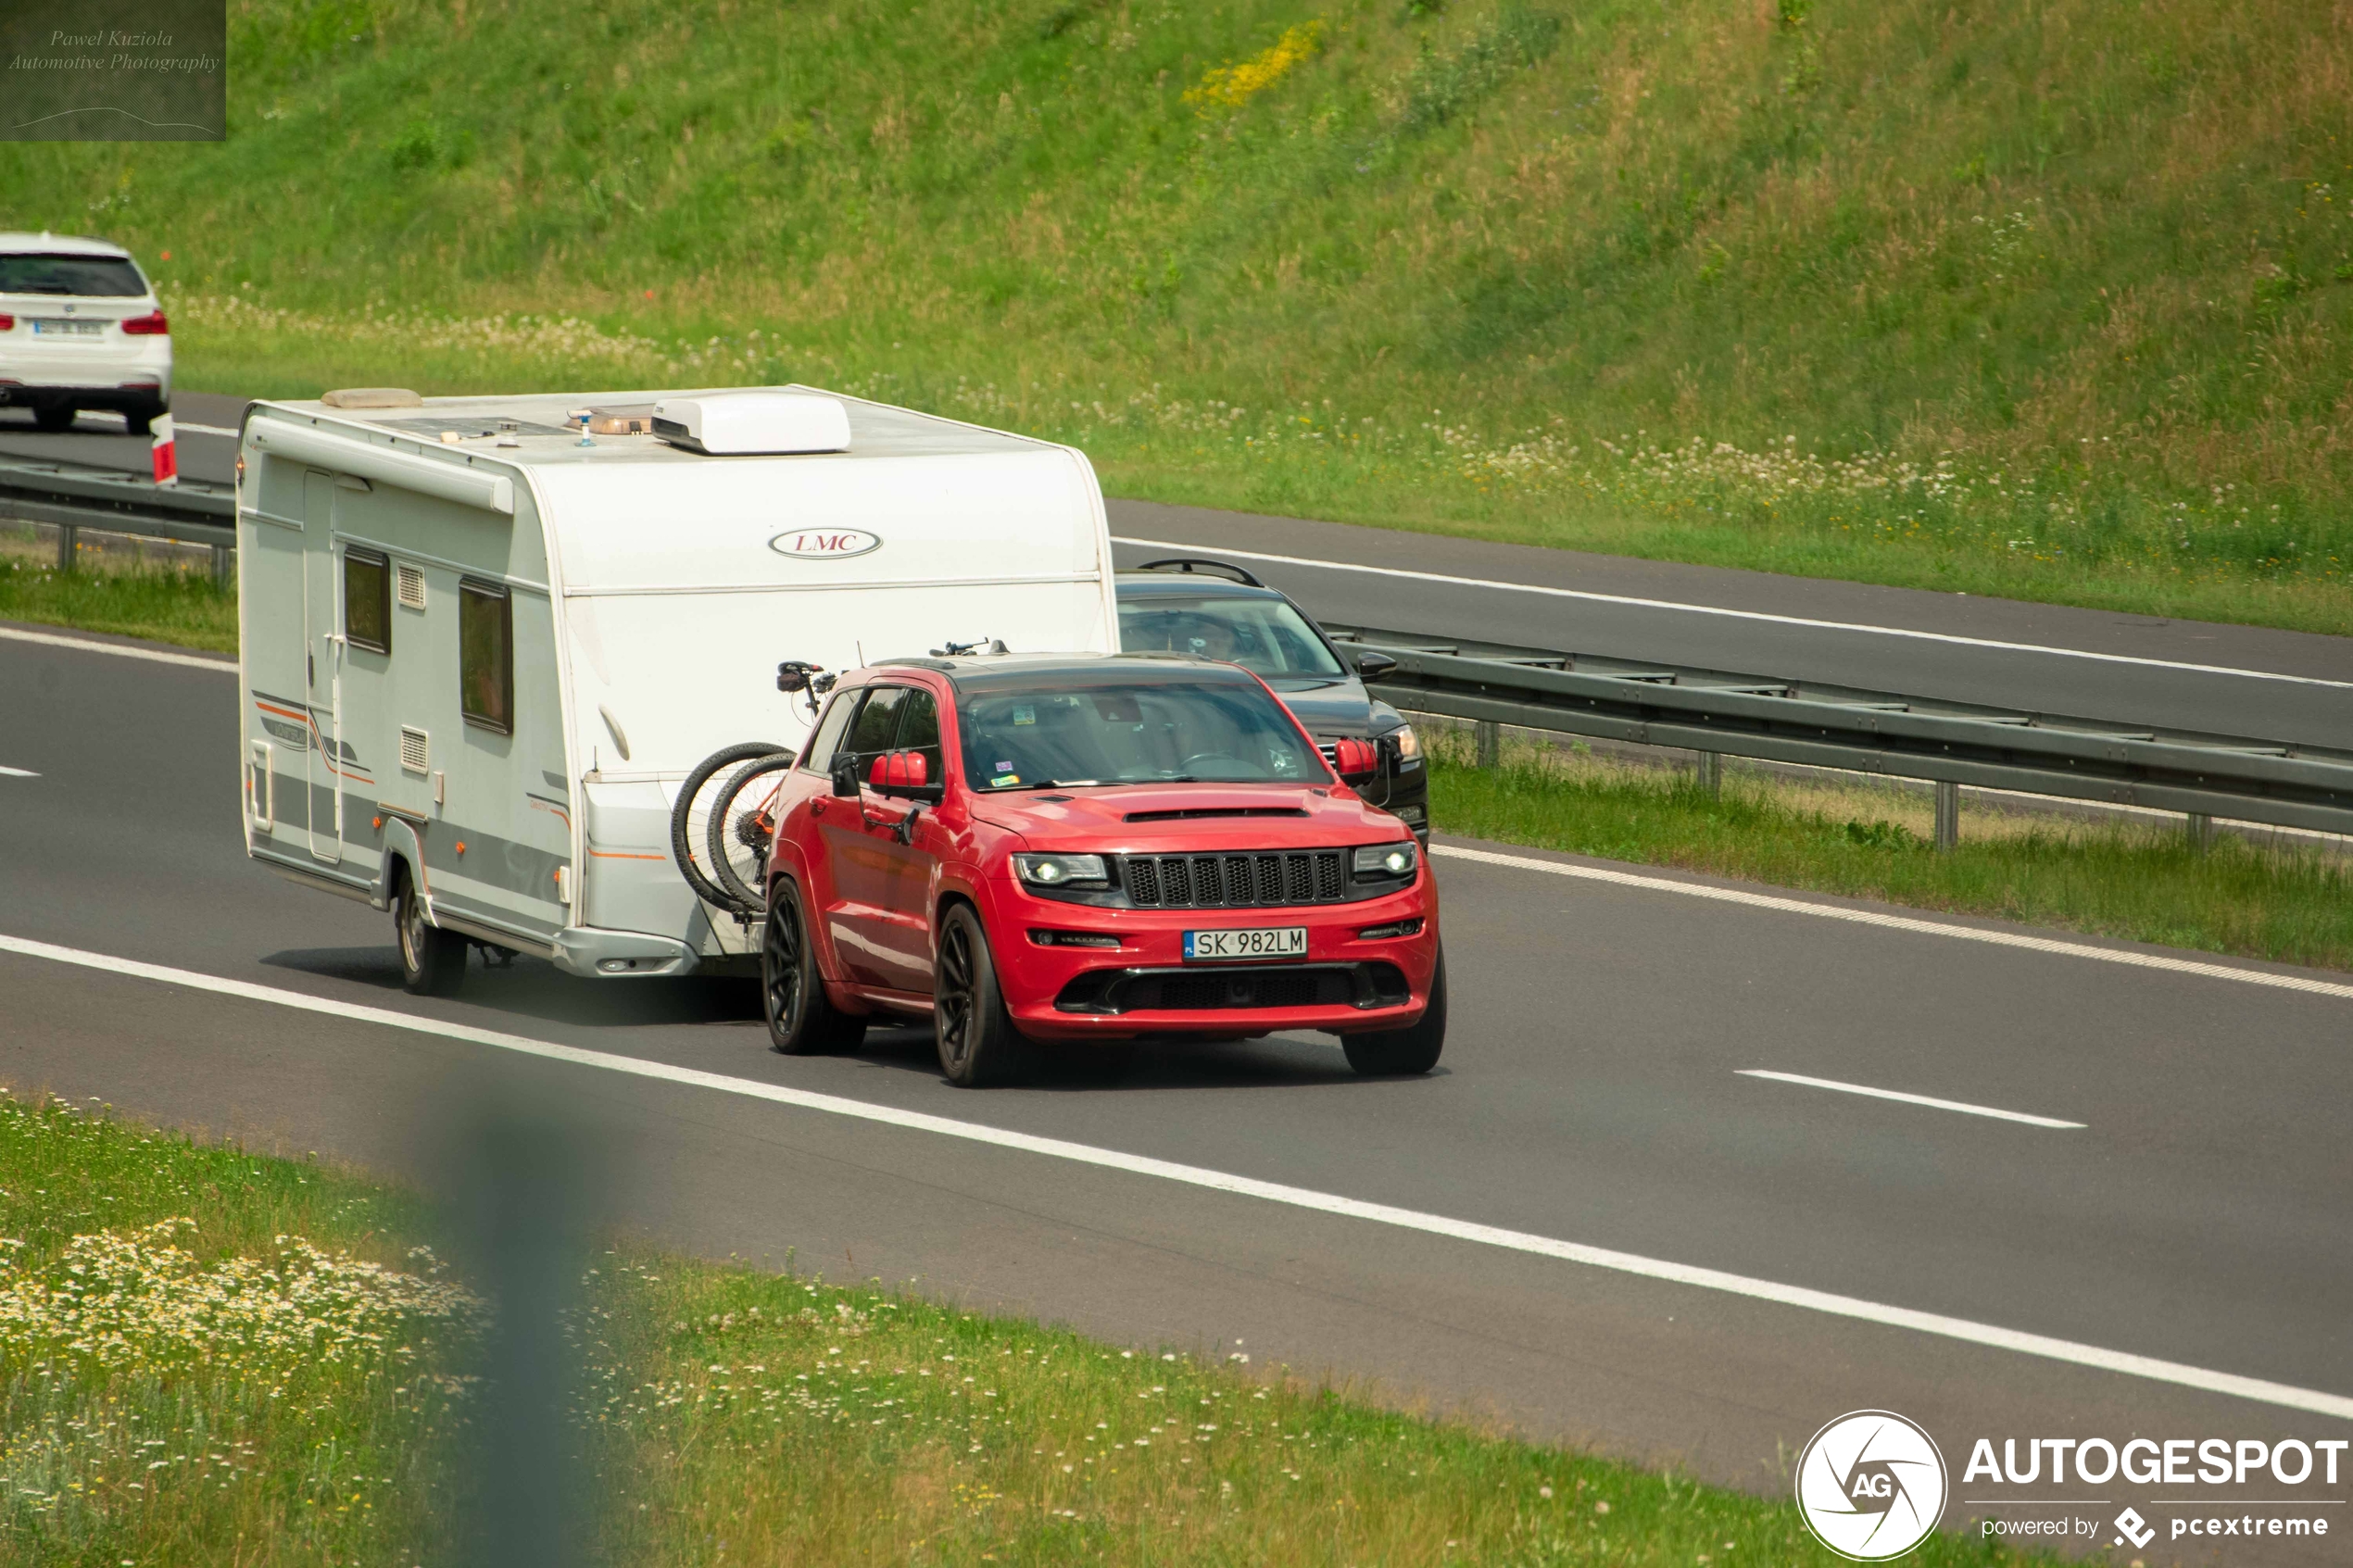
[706,752,799,912]
[670,741,790,912]
[394,866,466,997]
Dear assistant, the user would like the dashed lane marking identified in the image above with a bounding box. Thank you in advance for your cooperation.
[1737,1070,2086,1129]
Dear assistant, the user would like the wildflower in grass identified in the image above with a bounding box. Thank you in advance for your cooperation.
[1183,20,1325,111]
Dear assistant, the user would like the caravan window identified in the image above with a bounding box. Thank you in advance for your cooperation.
[344,548,390,655]
[459,578,514,734]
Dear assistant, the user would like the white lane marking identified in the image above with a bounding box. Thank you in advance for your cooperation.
[0,625,234,673]
[1432,844,2353,1002]
[172,420,241,438]
[1112,534,2353,691]
[2,932,2348,1423]
[1738,1070,2085,1129]
[0,764,37,778]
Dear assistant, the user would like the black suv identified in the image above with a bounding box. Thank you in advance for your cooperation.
[1114,559,1428,842]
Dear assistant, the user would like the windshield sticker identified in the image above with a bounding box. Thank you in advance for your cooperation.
[1012,707,1036,726]
[993,772,1020,787]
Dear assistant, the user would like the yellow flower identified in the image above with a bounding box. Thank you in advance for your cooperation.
[1183,20,1326,111]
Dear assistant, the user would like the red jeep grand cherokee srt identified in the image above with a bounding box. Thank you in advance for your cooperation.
[757,653,1443,1086]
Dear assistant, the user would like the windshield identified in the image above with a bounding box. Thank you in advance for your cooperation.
[1118,594,1345,679]
[957,676,1326,789]
[0,254,147,297]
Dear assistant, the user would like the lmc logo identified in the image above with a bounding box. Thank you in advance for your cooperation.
[769,528,881,559]
[1796,1410,1950,1561]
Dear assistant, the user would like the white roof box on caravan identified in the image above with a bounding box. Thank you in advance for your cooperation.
[651,391,851,455]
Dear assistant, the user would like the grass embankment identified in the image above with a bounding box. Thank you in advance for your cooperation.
[1428,727,2353,972]
[0,541,238,654]
[0,1090,2058,1566]
[5,0,2353,631]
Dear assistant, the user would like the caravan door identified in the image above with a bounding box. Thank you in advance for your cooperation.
[301,470,343,863]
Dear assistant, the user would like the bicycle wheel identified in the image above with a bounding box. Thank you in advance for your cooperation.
[670,741,790,912]
[706,752,799,913]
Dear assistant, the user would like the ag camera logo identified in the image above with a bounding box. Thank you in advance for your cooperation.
[1796,1411,1949,1561]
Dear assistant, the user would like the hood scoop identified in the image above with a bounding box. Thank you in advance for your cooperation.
[1123,807,1310,823]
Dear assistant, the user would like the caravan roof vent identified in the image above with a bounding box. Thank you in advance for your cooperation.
[651,393,851,456]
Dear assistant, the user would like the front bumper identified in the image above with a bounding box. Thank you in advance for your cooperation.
[551,926,700,979]
[987,879,1439,1041]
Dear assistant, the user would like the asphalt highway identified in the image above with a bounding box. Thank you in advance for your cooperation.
[3,625,2347,1560]
[8,390,2348,750]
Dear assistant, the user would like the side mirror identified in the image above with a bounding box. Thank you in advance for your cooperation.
[830,757,862,798]
[868,749,934,796]
[1330,736,1378,777]
[1354,649,1399,680]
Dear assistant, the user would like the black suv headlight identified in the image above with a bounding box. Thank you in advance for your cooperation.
[1351,841,1418,882]
[1013,852,1110,890]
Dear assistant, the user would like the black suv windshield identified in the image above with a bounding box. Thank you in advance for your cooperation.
[1118,594,1344,679]
[0,254,147,296]
[957,673,1324,789]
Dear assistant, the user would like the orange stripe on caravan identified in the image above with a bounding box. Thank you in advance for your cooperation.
[588,849,667,861]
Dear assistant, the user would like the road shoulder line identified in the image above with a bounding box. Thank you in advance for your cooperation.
[1112,533,2353,690]
[2,929,2347,1423]
[1431,843,2353,1002]
[0,623,234,671]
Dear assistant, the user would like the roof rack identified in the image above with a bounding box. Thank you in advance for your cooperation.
[1129,557,1265,588]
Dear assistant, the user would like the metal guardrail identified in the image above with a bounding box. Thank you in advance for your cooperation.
[0,453,236,583]
[1,452,2344,844]
[1327,624,2353,845]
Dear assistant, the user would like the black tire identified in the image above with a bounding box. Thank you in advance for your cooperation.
[670,741,790,912]
[394,865,466,997]
[31,404,75,433]
[1342,945,1446,1076]
[933,904,1034,1087]
[761,878,865,1055]
[707,753,799,913]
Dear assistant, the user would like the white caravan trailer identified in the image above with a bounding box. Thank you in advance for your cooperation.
[236,385,1116,987]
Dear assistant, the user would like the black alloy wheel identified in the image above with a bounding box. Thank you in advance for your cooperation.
[933,904,1033,1087]
[1340,944,1446,1075]
[394,868,466,997]
[761,878,863,1055]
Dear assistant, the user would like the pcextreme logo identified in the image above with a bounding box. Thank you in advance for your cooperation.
[769,529,881,559]
[1795,1411,1950,1561]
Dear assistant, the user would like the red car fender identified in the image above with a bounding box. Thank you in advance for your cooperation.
[928,861,997,961]
[762,797,860,987]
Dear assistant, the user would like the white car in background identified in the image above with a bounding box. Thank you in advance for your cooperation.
[0,232,171,434]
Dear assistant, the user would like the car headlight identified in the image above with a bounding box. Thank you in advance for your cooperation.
[1386,723,1421,761]
[1352,841,1418,879]
[1013,852,1109,889]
